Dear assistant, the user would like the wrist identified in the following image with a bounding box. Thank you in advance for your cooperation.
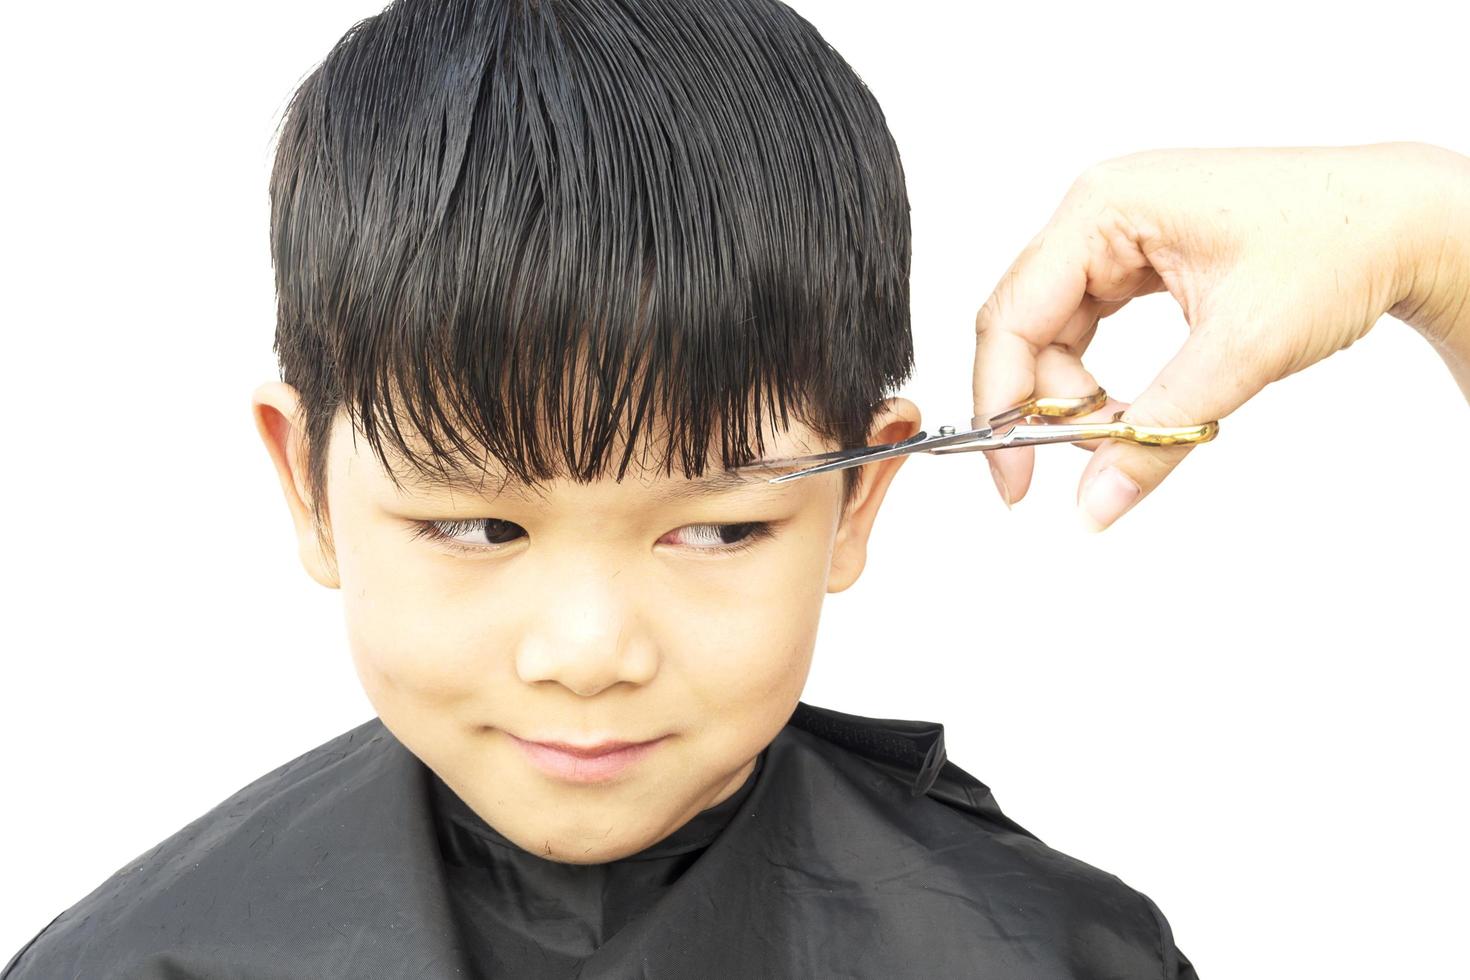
[1385,143,1470,358]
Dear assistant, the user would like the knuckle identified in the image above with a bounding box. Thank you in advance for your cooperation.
[975,275,1018,337]
[1070,158,1125,199]
[974,291,1001,335]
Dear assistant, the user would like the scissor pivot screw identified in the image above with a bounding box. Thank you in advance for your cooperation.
[938,425,955,436]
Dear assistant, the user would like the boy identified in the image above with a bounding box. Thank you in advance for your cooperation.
[4,0,1198,976]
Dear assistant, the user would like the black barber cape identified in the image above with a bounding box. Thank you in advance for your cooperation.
[5,702,1199,979]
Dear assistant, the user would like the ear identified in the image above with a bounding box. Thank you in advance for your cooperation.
[826,396,922,594]
[250,382,340,589]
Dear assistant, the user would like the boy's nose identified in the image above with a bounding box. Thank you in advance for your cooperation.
[512,566,659,697]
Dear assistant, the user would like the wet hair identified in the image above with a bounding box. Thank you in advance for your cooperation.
[268,0,913,550]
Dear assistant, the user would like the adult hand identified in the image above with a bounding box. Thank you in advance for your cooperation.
[972,142,1470,531]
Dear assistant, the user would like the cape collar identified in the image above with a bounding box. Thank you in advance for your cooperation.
[788,700,1035,839]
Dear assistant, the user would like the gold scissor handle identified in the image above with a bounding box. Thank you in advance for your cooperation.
[1022,390,1111,417]
[975,388,1109,429]
[943,387,1220,455]
[1083,412,1219,446]
[934,411,1218,453]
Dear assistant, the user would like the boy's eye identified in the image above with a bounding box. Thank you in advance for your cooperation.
[409,518,527,551]
[406,519,776,555]
[662,522,774,552]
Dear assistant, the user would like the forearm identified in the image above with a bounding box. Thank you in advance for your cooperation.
[1387,142,1470,402]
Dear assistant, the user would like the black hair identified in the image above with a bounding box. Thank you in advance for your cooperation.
[268,0,913,550]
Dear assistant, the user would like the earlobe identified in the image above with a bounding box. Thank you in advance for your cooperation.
[825,396,921,595]
[250,382,340,590]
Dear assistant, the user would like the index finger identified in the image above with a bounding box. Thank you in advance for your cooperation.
[972,231,1092,504]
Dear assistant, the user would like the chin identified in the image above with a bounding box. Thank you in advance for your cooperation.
[534,834,646,865]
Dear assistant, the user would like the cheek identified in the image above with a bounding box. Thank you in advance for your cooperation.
[670,517,834,711]
[336,522,499,711]
[345,609,490,711]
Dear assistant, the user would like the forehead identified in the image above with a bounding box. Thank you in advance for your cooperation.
[331,408,834,501]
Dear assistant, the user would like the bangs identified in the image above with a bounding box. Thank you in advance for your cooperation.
[269,0,912,523]
[343,255,831,496]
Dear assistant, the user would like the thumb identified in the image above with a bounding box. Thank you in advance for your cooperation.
[1076,325,1266,532]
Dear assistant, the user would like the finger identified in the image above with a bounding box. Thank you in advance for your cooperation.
[1075,325,1266,532]
[1071,318,1100,355]
[973,233,1093,506]
[984,299,1118,491]
[1033,344,1128,452]
[1066,393,1133,452]
[972,326,1036,507]
[1033,342,1104,399]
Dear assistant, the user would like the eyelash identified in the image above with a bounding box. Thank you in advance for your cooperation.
[405,519,777,557]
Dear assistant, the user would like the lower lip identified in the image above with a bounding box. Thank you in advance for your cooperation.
[510,735,666,783]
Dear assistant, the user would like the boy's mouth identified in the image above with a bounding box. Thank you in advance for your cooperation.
[509,733,670,783]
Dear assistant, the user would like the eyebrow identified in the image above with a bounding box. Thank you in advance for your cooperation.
[392,461,772,501]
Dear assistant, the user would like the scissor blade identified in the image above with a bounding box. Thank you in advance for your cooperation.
[765,441,927,484]
[764,426,1000,483]
[739,433,929,484]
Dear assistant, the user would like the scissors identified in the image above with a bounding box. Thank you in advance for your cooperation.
[733,388,1219,484]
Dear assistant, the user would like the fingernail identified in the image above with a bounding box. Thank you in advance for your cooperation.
[988,458,1012,510]
[1078,467,1140,532]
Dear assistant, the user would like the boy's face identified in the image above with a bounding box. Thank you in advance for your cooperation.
[253,383,919,864]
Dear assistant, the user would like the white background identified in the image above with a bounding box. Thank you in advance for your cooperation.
[3,1,1466,975]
